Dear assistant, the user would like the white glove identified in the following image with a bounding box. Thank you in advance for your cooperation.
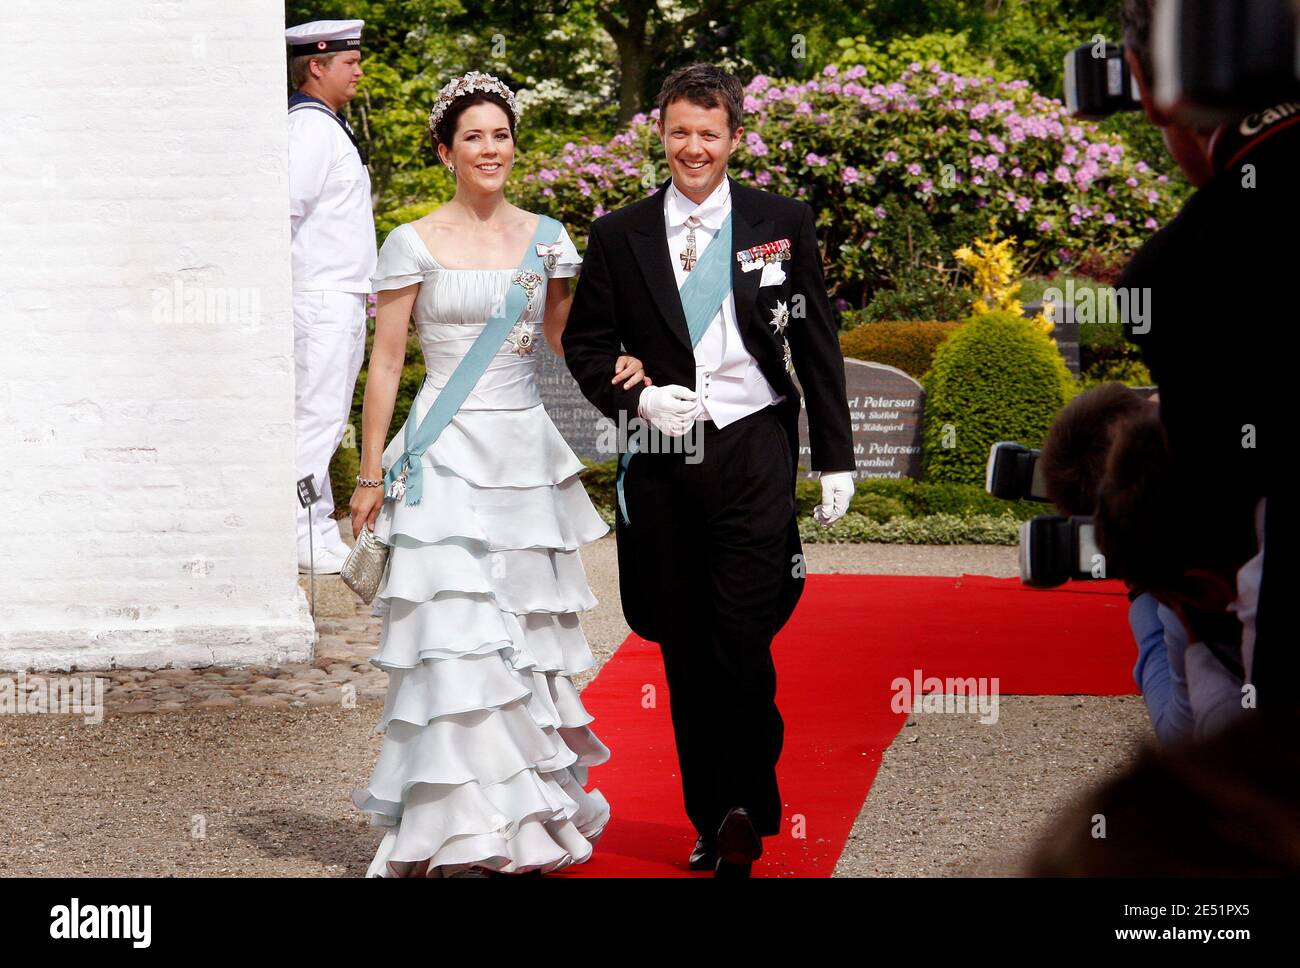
[637,384,698,437]
[813,471,854,527]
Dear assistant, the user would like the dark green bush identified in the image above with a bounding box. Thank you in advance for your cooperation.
[1079,319,1152,386]
[857,259,976,325]
[848,492,909,522]
[578,458,618,511]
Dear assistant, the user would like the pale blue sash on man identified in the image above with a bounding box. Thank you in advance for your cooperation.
[383,214,560,506]
[616,211,734,525]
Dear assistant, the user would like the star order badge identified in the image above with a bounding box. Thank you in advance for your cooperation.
[505,319,537,356]
[768,299,790,335]
[782,338,794,376]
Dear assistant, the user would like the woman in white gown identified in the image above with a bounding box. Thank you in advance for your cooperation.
[347,72,647,877]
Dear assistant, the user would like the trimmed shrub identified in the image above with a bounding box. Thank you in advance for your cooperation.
[795,477,823,517]
[578,458,618,511]
[848,491,909,522]
[839,320,963,378]
[1080,318,1152,387]
[328,439,360,525]
[922,311,1076,484]
[800,511,1021,544]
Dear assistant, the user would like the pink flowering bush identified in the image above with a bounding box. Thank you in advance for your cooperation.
[512,62,1181,312]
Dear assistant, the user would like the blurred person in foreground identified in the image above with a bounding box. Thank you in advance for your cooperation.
[1117,0,1291,714]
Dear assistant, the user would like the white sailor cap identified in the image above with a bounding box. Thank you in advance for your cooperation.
[285,19,364,57]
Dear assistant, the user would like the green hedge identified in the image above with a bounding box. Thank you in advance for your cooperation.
[1079,319,1152,387]
[838,320,963,378]
[578,458,619,511]
[795,475,1039,521]
[578,460,1037,527]
[799,511,1021,544]
[922,312,1076,485]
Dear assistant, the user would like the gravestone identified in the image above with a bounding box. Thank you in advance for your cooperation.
[795,359,925,479]
[536,342,611,462]
[1024,299,1080,376]
[538,346,930,479]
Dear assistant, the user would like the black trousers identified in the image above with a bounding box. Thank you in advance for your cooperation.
[623,403,794,838]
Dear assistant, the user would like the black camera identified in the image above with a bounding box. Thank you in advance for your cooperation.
[1065,0,1300,123]
[1154,0,1300,123]
[1064,41,1142,120]
[1019,515,1106,588]
[985,442,1050,503]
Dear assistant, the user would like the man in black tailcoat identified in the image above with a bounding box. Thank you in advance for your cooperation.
[562,64,855,877]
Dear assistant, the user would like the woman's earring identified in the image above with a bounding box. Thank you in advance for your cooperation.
[448,164,455,173]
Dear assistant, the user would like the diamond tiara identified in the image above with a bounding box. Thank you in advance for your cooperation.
[428,71,520,135]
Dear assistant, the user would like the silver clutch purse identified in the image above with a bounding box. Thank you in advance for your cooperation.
[340,525,391,604]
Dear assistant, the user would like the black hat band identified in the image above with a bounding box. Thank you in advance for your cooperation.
[288,38,361,56]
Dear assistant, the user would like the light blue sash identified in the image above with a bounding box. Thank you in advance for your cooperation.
[616,211,733,525]
[383,214,560,506]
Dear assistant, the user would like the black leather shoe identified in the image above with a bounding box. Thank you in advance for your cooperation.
[688,836,717,871]
[714,807,762,877]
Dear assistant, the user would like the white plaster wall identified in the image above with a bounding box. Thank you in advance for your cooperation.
[0,0,316,670]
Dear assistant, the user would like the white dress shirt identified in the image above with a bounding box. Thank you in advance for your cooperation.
[661,178,783,426]
[288,105,377,293]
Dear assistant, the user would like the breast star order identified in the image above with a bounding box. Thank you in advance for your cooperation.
[505,319,537,356]
[769,298,790,335]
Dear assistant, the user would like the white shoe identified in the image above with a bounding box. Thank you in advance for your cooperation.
[325,537,354,560]
[299,547,348,575]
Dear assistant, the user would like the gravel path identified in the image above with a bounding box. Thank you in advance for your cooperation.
[0,529,1150,877]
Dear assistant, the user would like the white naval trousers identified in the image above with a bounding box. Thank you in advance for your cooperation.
[294,288,366,558]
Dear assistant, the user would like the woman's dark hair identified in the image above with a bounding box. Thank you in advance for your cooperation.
[430,91,517,152]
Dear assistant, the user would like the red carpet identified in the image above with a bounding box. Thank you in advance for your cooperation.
[552,573,1138,878]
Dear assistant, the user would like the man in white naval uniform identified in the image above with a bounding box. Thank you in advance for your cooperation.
[286,19,377,573]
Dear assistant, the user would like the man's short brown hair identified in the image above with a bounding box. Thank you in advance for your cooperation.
[654,63,744,135]
[290,51,341,90]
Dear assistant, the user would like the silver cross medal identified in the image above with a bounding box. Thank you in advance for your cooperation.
[680,215,701,272]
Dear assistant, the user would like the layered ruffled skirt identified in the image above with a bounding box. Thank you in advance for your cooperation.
[350,398,612,877]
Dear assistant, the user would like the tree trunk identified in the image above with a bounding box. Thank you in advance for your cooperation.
[596,0,653,126]
[616,41,651,125]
